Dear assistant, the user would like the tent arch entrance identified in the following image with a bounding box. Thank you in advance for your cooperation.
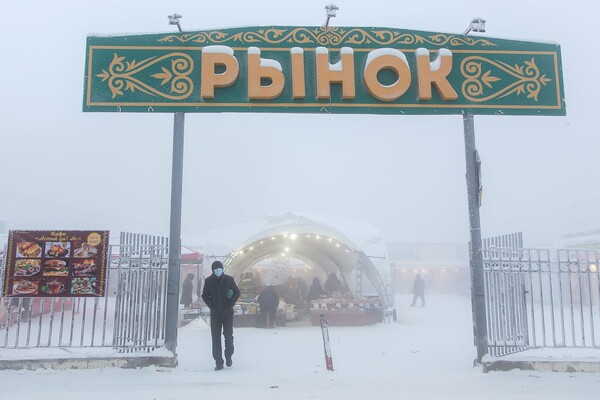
[207,214,393,308]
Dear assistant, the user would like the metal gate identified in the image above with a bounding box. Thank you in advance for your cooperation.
[483,247,529,356]
[0,233,169,352]
[483,246,600,357]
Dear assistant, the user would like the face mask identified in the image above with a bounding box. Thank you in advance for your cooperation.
[214,268,223,277]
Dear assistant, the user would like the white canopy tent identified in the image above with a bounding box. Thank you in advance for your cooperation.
[204,212,394,308]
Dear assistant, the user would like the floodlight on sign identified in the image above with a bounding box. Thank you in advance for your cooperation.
[324,4,339,28]
[168,13,183,32]
[325,4,339,18]
[463,17,486,35]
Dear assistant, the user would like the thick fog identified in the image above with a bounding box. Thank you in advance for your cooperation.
[0,0,596,247]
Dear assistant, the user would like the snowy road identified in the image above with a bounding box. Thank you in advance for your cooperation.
[1,295,599,399]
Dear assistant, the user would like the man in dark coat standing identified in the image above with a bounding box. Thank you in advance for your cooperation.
[306,277,324,315]
[307,277,324,302]
[201,261,240,370]
[324,273,342,296]
[257,285,279,328]
[180,273,194,308]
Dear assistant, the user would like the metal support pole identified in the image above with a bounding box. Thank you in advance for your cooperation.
[463,111,488,363]
[165,112,185,355]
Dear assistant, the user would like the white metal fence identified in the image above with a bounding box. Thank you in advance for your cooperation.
[483,247,600,356]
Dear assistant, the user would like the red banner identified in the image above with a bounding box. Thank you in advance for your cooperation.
[3,230,109,297]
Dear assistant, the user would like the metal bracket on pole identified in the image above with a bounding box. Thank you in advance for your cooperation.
[165,112,185,355]
[324,4,339,28]
[463,111,488,363]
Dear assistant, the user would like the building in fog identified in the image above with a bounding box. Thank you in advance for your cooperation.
[386,242,470,295]
[556,228,600,250]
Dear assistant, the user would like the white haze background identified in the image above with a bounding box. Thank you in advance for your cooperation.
[0,0,596,246]
[1,2,599,399]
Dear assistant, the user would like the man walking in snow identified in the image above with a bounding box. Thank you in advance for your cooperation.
[411,274,425,307]
[202,261,240,370]
[257,285,279,328]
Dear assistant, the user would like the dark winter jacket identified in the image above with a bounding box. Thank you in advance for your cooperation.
[201,274,240,317]
[324,274,342,295]
[180,277,194,306]
[307,279,325,302]
[413,276,425,296]
[258,285,279,313]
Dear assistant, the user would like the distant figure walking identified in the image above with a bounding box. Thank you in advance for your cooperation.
[411,274,425,307]
[202,261,241,370]
[180,273,194,308]
[257,285,279,328]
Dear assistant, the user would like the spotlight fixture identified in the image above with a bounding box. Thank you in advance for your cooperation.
[463,17,486,35]
[324,4,339,28]
[168,14,183,33]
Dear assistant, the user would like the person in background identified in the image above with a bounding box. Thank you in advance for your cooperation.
[306,277,325,314]
[411,274,426,307]
[180,273,194,308]
[201,261,240,370]
[324,273,342,296]
[257,285,279,328]
[296,276,308,305]
[284,276,302,307]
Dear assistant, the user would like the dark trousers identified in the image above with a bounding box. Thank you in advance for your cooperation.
[262,309,277,328]
[256,309,276,328]
[210,313,234,366]
[411,294,425,307]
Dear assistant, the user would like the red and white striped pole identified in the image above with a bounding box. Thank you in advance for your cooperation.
[320,314,334,371]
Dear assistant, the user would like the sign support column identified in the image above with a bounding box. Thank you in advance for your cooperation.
[165,112,185,354]
[463,111,488,363]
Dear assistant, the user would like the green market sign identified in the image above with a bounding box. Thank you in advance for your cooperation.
[83,26,565,115]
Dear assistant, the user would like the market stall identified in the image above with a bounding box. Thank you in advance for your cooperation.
[181,299,290,328]
[232,300,286,327]
[309,297,383,326]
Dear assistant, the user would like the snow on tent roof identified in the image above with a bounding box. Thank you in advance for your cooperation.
[204,212,392,306]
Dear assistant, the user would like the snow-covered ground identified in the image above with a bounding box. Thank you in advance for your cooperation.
[1,294,599,399]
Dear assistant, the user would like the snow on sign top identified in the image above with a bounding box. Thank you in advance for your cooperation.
[248,47,283,72]
[201,45,234,55]
[84,25,565,116]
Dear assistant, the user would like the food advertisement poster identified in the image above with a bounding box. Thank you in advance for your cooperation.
[2,230,109,297]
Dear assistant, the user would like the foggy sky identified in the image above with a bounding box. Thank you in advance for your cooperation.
[0,0,596,247]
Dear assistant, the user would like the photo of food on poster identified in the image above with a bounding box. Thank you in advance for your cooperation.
[2,230,109,298]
